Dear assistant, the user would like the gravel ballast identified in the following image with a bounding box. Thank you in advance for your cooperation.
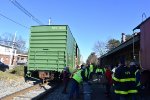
[0,71,33,98]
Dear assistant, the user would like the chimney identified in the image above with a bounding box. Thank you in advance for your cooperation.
[121,33,126,43]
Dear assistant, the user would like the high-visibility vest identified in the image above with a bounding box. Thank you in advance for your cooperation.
[86,68,90,78]
[73,70,82,83]
[90,64,94,73]
[85,69,88,77]
[96,68,103,73]
[112,66,138,95]
[84,67,90,80]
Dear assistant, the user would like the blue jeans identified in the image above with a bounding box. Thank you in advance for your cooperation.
[69,79,79,100]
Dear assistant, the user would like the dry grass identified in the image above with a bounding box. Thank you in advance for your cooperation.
[0,66,24,81]
[8,66,24,76]
[0,71,23,81]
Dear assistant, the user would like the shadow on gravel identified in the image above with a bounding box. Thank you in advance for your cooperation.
[32,83,60,100]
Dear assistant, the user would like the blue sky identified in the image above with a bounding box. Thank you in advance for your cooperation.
[0,0,150,62]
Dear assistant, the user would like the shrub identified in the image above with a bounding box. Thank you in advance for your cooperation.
[8,66,24,76]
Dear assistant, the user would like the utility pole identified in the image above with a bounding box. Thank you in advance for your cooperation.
[9,31,17,66]
[48,18,51,25]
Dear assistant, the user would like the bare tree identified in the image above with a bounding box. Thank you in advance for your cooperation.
[86,52,98,66]
[0,32,26,53]
[93,41,107,57]
[0,33,13,46]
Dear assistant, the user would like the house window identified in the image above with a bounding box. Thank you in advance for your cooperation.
[21,58,24,60]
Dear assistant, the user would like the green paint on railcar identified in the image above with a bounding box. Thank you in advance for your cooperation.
[66,27,76,68]
[28,25,79,72]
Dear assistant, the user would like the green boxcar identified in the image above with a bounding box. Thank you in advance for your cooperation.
[27,25,80,76]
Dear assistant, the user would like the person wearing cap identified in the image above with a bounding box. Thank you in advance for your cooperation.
[69,65,86,100]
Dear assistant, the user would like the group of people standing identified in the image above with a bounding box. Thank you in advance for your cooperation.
[60,61,141,100]
[96,61,142,100]
[61,63,95,100]
[68,64,94,100]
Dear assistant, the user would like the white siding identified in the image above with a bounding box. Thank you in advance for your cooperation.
[0,45,17,56]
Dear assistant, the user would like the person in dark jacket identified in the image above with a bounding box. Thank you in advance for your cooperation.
[81,65,89,82]
[129,62,141,88]
[113,62,138,100]
[129,62,142,99]
[62,66,70,94]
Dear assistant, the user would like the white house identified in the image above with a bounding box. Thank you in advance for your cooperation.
[0,44,17,65]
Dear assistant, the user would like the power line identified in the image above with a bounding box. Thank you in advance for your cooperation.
[0,13,29,29]
[10,0,43,25]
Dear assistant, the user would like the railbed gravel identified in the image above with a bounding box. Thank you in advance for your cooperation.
[0,78,33,98]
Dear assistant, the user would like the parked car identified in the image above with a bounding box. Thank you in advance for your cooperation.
[0,61,9,72]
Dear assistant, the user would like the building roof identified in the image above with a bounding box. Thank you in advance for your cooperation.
[17,54,28,57]
[0,44,12,48]
[133,17,150,30]
[101,33,140,58]
[0,44,17,49]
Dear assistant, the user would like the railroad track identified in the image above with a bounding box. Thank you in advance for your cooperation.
[0,82,58,100]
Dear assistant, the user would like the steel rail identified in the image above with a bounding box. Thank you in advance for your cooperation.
[0,83,44,100]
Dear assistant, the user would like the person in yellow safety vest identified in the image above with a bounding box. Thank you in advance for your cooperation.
[96,67,103,82]
[96,67,104,74]
[112,62,138,100]
[70,65,80,78]
[89,63,94,80]
[69,65,87,100]
[90,64,94,73]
